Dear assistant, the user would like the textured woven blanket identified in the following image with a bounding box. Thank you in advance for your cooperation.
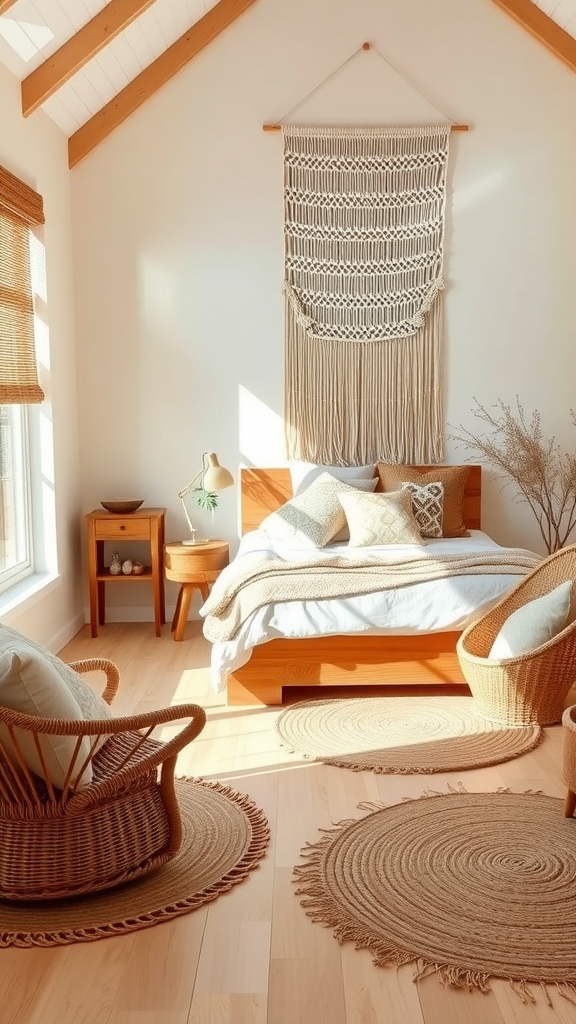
[201,549,541,643]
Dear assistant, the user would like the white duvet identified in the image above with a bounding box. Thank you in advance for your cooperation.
[201,529,537,693]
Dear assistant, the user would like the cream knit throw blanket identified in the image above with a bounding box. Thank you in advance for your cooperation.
[201,549,541,643]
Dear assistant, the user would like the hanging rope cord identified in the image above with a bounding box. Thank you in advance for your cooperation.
[266,43,464,130]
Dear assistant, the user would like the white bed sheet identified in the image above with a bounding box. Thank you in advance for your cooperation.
[202,530,532,693]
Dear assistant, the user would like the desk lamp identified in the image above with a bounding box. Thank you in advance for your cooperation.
[178,452,233,545]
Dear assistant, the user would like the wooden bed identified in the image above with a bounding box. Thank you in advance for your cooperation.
[227,465,482,706]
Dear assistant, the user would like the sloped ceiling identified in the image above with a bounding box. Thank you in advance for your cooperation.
[0,0,574,169]
[0,0,258,167]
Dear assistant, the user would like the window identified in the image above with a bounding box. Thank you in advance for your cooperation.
[0,404,31,591]
[0,163,45,596]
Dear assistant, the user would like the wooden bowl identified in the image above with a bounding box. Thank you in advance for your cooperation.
[100,499,144,514]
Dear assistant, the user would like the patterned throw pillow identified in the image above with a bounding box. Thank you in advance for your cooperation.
[260,472,373,548]
[339,490,424,547]
[331,477,378,542]
[401,481,444,538]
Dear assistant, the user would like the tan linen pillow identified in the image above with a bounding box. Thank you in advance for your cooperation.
[0,647,93,789]
[488,581,572,659]
[377,465,470,538]
[339,489,424,547]
[0,624,113,790]
[260,472,373,548]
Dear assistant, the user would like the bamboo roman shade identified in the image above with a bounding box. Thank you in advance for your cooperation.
[0,163,45,404]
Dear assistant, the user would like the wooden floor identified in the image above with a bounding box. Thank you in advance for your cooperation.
[3,621,576,1024]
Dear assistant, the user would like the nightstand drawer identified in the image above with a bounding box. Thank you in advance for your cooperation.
[94,518,150,540]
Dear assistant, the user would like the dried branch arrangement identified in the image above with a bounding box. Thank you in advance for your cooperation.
[450,398,576,554]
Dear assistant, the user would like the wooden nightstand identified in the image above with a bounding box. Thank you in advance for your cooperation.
[85,507,166,638]
[165,539,229,641]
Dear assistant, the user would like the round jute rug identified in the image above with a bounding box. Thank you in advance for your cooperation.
[0,778,270,948]
[275,695,541,773]
[294,790,576,1000]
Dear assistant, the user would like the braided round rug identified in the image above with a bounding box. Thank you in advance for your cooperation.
[275,695,541,773]
[295,790,576,1002]
[0,778,270,948]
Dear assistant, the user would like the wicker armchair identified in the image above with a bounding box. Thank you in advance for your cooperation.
[0,658,206,901]
[562,704,576,817]
[457,545,576,726]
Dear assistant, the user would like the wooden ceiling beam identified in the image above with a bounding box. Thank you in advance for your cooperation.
[68,0,258,168]
[0,0,19,13]
[21,0,158,117]
[489,0,576,73]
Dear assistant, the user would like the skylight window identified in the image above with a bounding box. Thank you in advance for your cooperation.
[0,17,53,63]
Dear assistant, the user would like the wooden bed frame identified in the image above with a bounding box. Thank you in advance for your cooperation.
[227,465,482,705]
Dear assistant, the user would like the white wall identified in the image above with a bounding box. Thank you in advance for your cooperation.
[70,0,576,621]
[0,60,83,650]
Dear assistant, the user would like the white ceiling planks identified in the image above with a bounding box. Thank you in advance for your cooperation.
[0,0,101,75]
[42,0,215,138]
[1,0,576,165]
[535,0,576,27]
[0,0,248,158]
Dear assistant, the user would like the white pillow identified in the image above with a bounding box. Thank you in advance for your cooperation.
[339,489,424,548]
[0,624,113,789]
[290,461,376,496]
[488,580,572,659]
[260,472,373,548]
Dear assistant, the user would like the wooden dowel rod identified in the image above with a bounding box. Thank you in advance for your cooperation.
[263,123,469,132]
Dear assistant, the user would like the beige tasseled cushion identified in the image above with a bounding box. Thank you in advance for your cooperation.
[339,489,424,548]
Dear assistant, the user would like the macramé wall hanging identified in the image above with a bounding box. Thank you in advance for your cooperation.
[266,44,466,466]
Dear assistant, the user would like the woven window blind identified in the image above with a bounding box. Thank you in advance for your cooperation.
[0,163,45,404]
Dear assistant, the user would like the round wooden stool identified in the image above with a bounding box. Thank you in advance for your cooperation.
[165,540,229,641]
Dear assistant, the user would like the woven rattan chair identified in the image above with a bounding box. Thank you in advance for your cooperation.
[457,545,576,726]
[562,704,576,817]
[0,657,206,901]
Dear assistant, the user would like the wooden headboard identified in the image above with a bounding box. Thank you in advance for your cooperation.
[240,465,482,534]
